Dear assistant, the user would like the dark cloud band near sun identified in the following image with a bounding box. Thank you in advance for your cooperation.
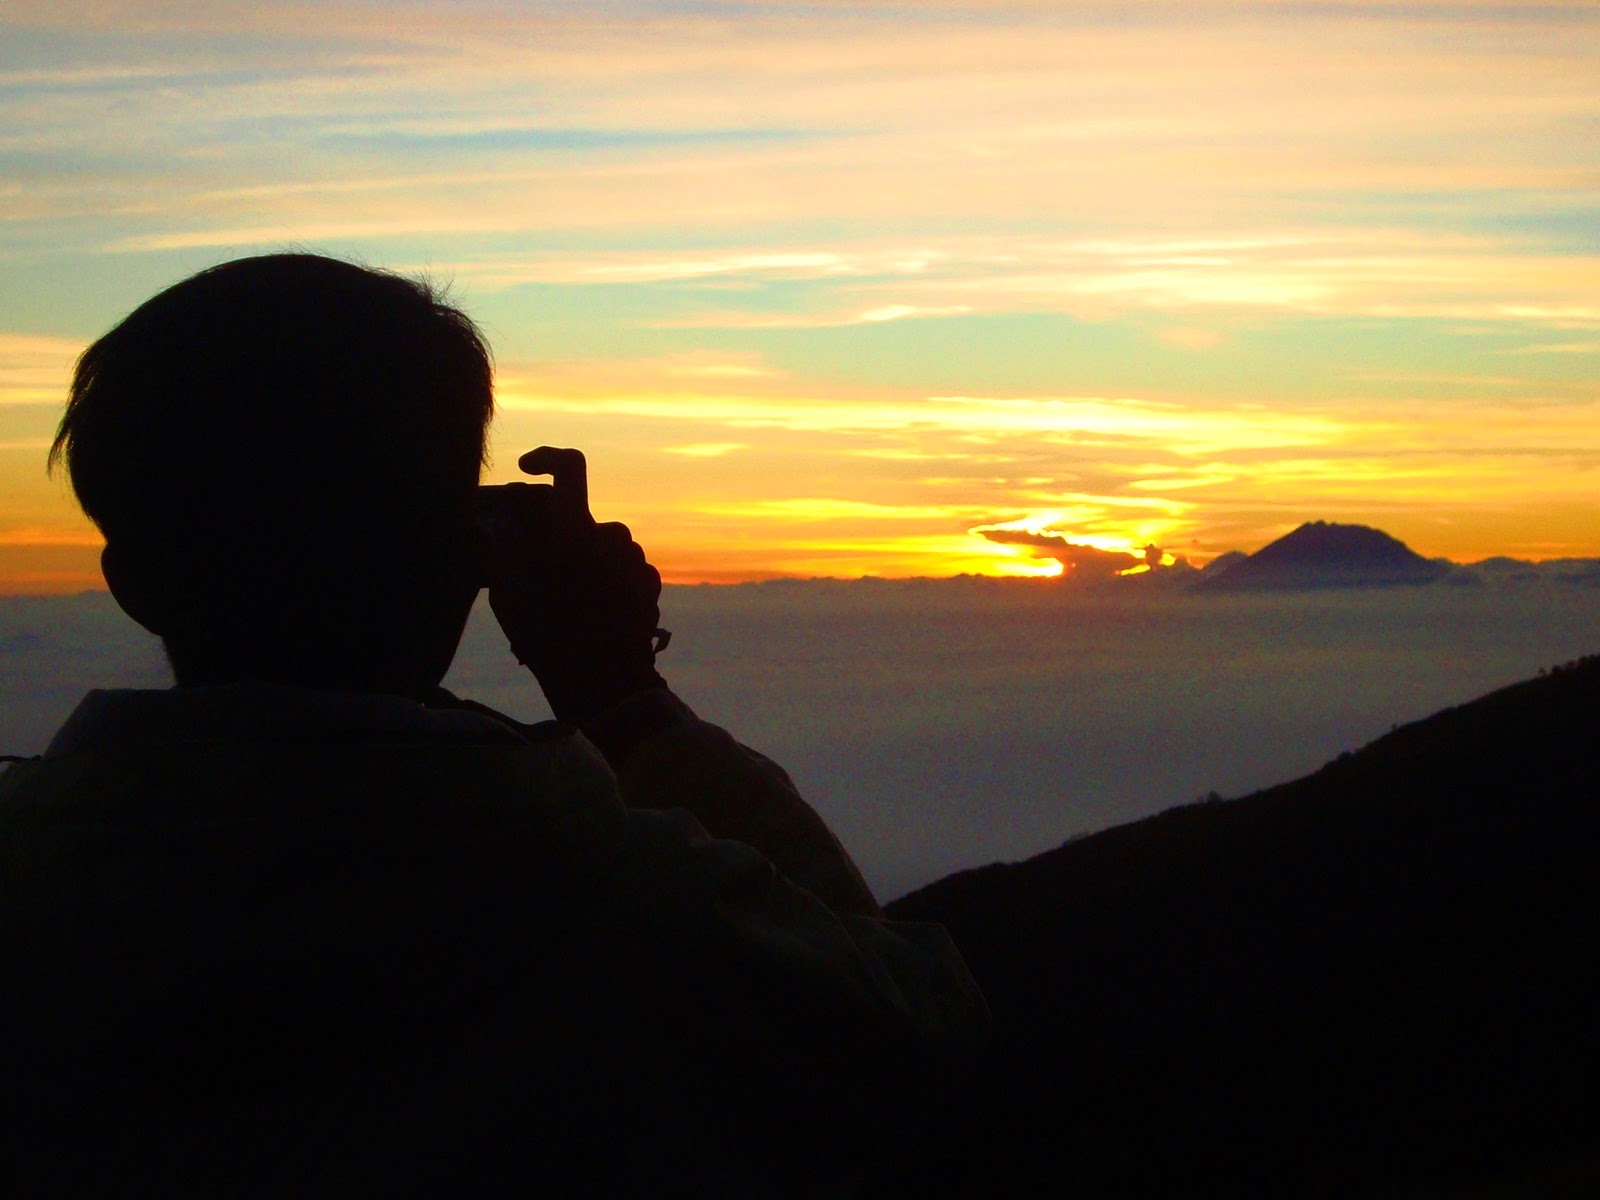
[974,525,1177,580]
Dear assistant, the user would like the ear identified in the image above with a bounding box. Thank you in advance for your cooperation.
[101,542,169,636]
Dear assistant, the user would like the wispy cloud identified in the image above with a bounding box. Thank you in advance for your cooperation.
[0,334,83,407]
[396,232,1600,326]
[662,442,749,457]
[496,381,1370,453]
[693,498,976,522]
[1502,341,1600,356]
[579,252,856,283]
[653,304,973,329]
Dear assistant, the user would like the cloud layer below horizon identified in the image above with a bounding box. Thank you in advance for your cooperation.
[3,1,1598,588]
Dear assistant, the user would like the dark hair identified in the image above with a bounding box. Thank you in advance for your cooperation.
[51,254,495,689]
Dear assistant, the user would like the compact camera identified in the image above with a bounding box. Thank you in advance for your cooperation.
[473,482,671,653]
[473,483,554,586]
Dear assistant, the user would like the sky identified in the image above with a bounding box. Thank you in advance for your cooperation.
[2,0,1597,589]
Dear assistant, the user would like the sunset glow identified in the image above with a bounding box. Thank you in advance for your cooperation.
[3,1,1598,589]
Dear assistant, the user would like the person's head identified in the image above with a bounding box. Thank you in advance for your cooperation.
[50,253,494,695]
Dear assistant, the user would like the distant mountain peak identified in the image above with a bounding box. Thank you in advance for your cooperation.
[1192,521,1447,593]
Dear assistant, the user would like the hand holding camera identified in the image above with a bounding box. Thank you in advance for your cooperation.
[481,447,668,724]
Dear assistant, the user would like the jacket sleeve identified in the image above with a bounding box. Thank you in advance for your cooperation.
[439,686,990,1186]
[584,689,884,917]
[600,802,991,1189]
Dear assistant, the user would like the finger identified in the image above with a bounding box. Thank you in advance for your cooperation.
[517,446,592,532]
[593,521,638,556]
[598,523,656,577]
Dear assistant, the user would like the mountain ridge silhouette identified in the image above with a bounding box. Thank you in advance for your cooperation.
[1192,519,1449,593]
[880,653,1600,1197]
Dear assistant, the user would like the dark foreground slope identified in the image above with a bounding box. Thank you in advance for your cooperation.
[882,655,1600,1198]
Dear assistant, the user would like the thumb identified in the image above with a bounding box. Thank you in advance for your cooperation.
[517,446,594,536]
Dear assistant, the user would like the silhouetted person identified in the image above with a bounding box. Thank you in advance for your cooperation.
[0,255,987,1197]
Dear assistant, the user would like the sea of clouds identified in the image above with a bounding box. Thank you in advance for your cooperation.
[5,577,1598,900]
